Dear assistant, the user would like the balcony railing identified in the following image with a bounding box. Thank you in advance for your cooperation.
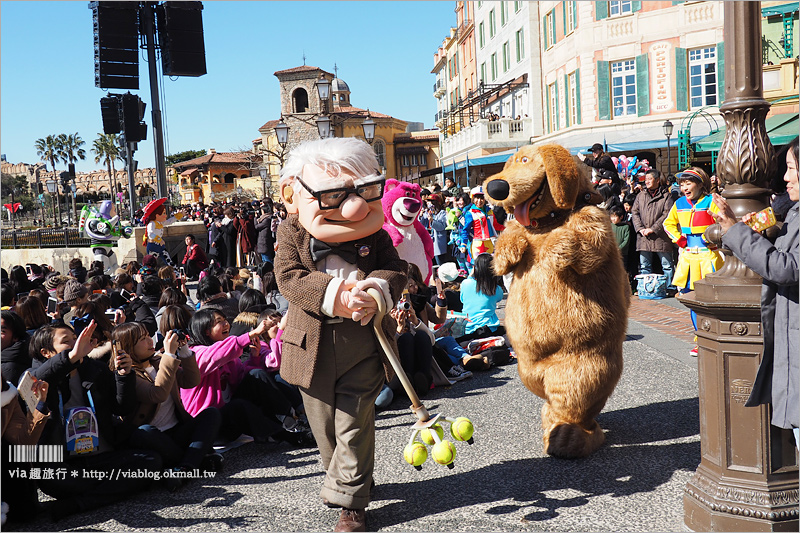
[441,118,533,158]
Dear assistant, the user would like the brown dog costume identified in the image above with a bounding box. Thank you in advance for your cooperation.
[484,144,630,458]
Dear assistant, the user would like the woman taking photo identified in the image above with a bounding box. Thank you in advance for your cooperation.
[112,322,222,485]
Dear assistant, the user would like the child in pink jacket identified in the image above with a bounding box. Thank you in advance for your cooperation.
[182,308,314,447]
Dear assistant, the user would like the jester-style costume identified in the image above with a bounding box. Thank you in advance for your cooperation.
[78,200,132,273]
[457,202,497,263]
[663,193,724,291]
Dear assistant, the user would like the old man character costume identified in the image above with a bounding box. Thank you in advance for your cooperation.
[275,138,407,532]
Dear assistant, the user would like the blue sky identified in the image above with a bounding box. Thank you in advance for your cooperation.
[1,1,455,173]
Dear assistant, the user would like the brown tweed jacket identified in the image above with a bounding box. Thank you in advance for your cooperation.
[275,214,408,389]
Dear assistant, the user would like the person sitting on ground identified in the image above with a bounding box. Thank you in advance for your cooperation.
[181,234,208,280]
[14,296,53,336]
[155,287,195,335]
[1,311,31,386]
[181,309,314,448]
[61,279,90,326]
[137,275,164,318]
[113,322,222,489]
[29,321,163,521]
[8,266,34,297]
[257,262,289,314]
[68,258,87,284]
[2,369,50,525]
[197,274,240,322]
[457,252,506,344]
[138,255,158,279]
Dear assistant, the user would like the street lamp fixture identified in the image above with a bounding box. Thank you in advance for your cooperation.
[316,114,332,139]
[315,75,331,102]
[361,112,376,145]
[275,117,289,149]
[663,119,674,175]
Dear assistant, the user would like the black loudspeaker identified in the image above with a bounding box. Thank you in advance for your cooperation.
[100,95,122,135]
[91,1,140,89]
[121,93,147,143]
[157,2,206,77]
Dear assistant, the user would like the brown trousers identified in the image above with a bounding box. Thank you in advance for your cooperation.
[300,318,385,510]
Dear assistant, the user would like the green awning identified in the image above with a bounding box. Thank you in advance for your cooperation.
[694,113,798,152]
[761,2,798,17]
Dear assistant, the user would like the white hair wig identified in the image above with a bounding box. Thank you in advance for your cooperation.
[279,137,383,193]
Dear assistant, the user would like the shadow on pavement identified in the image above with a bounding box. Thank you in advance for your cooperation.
[369,397,700,529]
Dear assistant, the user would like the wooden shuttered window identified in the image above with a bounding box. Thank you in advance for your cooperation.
[635,53,649,117]
[597,60,611,120]
[596,1,608,20]
[675,47,687,111]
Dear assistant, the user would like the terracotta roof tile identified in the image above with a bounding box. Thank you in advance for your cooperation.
[274,65,333,76]
[259,119,280,131]
[333,106,392,119]
[171,151,258,168]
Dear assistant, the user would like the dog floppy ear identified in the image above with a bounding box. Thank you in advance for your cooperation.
[538,144,580,210]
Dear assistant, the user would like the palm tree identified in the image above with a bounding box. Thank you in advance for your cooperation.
[60,132,86,168]
[92,133,121,200]
[34,134,66,224]
[34,134,64,182]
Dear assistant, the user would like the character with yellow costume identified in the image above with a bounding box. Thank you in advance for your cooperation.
[663,167,723,355]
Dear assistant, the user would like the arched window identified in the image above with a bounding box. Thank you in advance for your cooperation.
[224,173,236,184]
[373,139,386,169]
[293,88,309,113]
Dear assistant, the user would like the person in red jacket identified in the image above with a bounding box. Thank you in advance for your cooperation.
[181,234,208,280]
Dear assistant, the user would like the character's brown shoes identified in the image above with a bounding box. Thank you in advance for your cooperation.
[334,508,366,532]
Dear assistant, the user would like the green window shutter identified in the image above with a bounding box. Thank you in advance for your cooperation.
[575,68,582,124]
[564,73,570,127]
[671,1,684,5]
[635,53,649,117]
[555,80,560,131]
[552,13,557,44]
[597,60,610,120]
[545,84,552,133]
[717,42,725,105]
[562,2,567,36]
[572,1,578,29]
[596,1,608,20]
[632,1,642,12]
[675,47,688,111]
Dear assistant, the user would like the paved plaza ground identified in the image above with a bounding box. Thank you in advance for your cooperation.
[10,294,704,532]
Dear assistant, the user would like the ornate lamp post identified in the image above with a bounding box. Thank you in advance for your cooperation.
[361,112,376,145]
[275,117,289,149]
[681,3,798,531]
[259,167,269,199]
[662,119,674,175]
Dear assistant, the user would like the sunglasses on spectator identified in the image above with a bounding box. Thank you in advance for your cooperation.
[296,177,385,210]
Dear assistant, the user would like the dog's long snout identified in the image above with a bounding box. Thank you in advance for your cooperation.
[486,179,510,201]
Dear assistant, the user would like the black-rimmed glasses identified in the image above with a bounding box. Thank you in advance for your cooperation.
[296,177,385,210]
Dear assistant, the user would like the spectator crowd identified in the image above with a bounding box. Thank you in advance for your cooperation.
[1,136,796,525]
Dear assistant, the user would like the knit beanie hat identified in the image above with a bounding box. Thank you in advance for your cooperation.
[44,274,67,291]
[63,280,88,303]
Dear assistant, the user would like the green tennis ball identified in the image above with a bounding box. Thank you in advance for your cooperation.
[420,424,444,445]
[431,441,456,465]
[403,442,428,467]
[449,417,474,442]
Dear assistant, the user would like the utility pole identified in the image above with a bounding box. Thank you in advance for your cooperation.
[140,2,168,199]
